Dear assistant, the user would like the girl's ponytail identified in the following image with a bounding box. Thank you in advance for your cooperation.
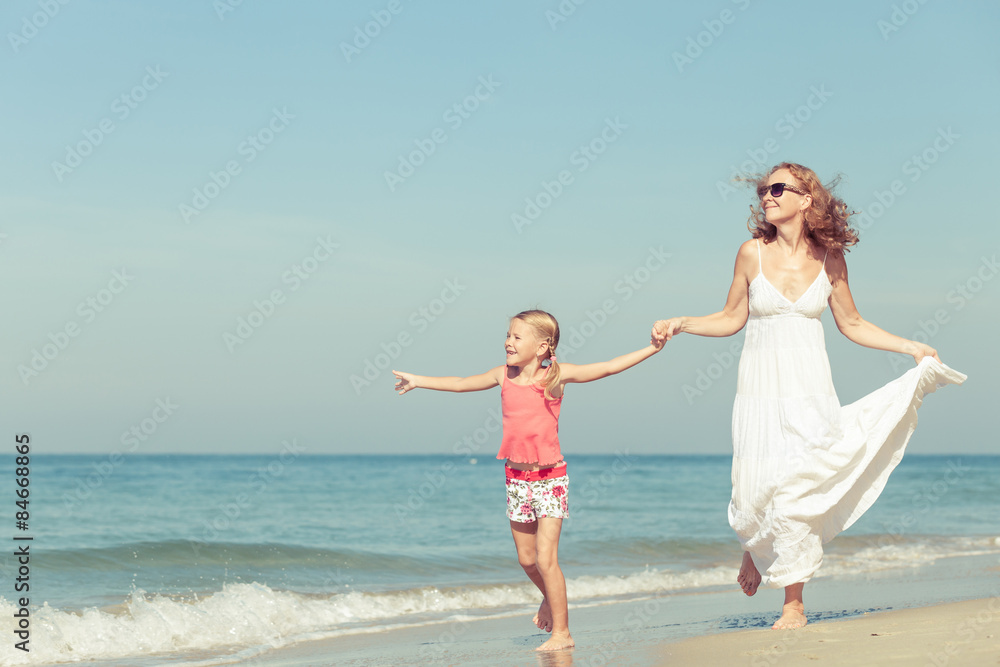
[542,349,561,400]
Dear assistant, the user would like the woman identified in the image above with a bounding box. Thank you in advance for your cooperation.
[653,162,965,629]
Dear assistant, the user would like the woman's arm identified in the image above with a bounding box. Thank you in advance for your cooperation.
[654,241,755,342]
[558,341,662,385]
[393,366,503,395]
[826,251,939,363]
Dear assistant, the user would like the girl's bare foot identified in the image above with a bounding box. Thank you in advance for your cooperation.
[536,630,574,651]
[533,598,553,632]
[737,551,761,596]
[772,600,807,629]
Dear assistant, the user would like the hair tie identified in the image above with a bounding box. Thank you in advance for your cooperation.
[549,354,557,364]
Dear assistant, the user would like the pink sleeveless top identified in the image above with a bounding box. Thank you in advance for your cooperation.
[495,371,563,466]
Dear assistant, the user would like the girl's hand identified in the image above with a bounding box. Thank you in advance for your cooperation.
[653,318,684,343]
[905,341,940,365]
[651,321,668,346]
[392,370,418,395]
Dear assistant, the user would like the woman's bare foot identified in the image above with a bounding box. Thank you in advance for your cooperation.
[737,551,761,596]
[533,598,553,632]
[772,601,807,629]
[536,630,574,651]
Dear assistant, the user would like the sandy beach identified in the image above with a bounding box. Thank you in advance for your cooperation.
[661,598,1000,666]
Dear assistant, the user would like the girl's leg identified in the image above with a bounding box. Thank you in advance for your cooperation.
[533,517,573,651]
[509,520,552,631]
[773,582,807,629]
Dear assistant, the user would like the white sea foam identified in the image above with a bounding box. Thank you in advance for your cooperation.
[0,571,733,665]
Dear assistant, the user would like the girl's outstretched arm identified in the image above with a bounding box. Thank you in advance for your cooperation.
[653,240,756,342]
[826,252,940,363]
[559,339,662,385]
[393,366,504,395]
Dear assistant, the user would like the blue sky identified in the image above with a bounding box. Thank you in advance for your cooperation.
[3,1,997,455]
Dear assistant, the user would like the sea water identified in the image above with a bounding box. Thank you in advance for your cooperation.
[0,454,996,665]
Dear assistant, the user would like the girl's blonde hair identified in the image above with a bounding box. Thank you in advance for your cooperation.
[748,162,859,252]
[511,309,560,399]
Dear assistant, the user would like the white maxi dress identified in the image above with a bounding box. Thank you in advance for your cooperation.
[729,241,966,588]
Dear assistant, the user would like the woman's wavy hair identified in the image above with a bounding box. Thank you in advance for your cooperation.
[511,309,560,399]
[748,162,859,252]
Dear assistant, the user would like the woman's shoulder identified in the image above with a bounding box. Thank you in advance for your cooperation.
[823,245,847,268]
[735,239,759,266]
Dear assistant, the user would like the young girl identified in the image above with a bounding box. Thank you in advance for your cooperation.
[393,309,663,651]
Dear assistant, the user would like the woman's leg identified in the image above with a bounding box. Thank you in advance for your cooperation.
[533,517,573,651]
[773,582,807,629]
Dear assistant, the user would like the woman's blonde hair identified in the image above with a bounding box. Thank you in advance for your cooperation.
[511,309,560,399]
[748,162,859,252]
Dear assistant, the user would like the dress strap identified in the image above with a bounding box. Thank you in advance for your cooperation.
[822,249,828,268]
[755,239,762,271]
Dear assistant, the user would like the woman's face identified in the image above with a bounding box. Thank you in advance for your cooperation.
[761,168,811,225]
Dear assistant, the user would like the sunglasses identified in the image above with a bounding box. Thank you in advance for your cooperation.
[757,182,808,199]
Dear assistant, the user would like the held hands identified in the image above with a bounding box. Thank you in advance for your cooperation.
[652,318,684,346]
[392,370,418,395]
[650,331,666,351]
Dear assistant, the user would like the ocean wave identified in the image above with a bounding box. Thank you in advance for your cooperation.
[821,535,1000,577]
[40,533,996,574]
[39,540,424,571]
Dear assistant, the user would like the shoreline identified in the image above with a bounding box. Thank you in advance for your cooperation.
[225,552,1000,667]
[231,594,1000,667]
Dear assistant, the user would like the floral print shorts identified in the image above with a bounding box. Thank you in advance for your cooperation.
[505,468,569,523]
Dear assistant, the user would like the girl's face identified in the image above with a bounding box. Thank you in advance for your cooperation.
[505,319,546,367]
[761,168,811,226]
